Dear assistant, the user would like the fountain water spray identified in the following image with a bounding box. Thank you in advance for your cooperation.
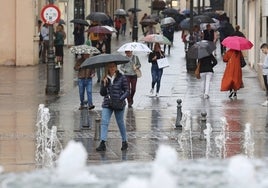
[244,123,254,158]
[204,123,212,159]
[215,117,228,158]
[35,104,62,168]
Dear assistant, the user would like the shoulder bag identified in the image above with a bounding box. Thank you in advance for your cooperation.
[133,56,142,78]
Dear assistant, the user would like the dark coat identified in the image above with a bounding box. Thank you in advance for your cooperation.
[148,51,165,69]
[100,71,129,108]
[199,54,217,73]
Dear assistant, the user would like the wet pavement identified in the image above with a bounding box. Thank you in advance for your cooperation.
[1,31,268,173]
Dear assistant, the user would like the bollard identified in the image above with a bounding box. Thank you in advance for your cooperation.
[175,99,182,128]
[94,118,101,140]
[200,111,207,140]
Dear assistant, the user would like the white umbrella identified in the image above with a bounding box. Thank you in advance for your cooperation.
[200,18,220,30]
[117,42,152,53]
[70,45,100,55]
[160,17,176,26]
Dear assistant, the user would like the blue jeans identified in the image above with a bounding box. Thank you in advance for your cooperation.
[151,65,163,93]
[100,107,127,142]
[78,78,93,106]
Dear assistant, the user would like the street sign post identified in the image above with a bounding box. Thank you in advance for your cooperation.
[41,3,61,95]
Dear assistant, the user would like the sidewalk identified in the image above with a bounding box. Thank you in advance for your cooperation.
[0,31,268,172]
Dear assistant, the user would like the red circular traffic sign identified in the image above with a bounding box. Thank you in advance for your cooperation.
[41,4,61,25]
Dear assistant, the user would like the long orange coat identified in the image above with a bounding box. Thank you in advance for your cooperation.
[221,49,243,91]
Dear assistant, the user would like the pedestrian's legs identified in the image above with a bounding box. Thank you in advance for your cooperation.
[100,108,113,141]
[114,109,127,142]
[151,67,157,90]
[127,76,137,105]
[78,79,85,106]
[204,72,213,95]
[156,69,163,93]
[163,44,166,53]
[96,68,101,82]
[85,78,93,105]
[168,45,171,54]
[263,75,268,96]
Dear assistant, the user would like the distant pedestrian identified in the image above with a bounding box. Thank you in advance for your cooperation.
[218,20,235,55]
[162,25,175,55]
[73,24,85,58]
[54,24,66,66]
[198,54,217,99]
[114,16,121,40]
[148,42,165,97]
[96,62,129,152]
[181,29,189,51]
[40,23,49,63]
[140,13,148,36]
[145,24,156,49]
[221,49,244,99]
[74,53,95,110]
[95,34,107,83]
[231,25,245,38]
[202,24,217,55]
[120,16,127,35]
[120,51,141,107]
[259,43,268,106]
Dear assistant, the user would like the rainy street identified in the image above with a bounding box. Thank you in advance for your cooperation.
[0,31,268,173]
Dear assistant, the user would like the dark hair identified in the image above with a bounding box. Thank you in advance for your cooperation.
[260,43,268,49]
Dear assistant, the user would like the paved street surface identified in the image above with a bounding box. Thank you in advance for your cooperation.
[1,31,268,173]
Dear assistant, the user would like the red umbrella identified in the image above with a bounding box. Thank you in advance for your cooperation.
[221,36,253,50]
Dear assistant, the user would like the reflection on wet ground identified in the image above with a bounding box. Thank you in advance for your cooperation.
[1,31,268,172]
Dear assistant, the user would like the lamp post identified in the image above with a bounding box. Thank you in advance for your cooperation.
[46,0,60,94]
[132,0,138,42]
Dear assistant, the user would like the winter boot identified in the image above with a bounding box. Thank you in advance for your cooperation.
[96,140,106,151]
[121,141,128,151]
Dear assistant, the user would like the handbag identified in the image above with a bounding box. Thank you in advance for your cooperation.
[108,98,125,110]
[157,57,170,69]
[135,68,142,78]
[194,62,201,79]
[240,55,246,68]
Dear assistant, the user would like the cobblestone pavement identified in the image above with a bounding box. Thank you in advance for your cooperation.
[1,31,268,172]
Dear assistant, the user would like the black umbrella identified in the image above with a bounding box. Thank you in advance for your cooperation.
[114,9,128,16]
[81,54,130,69]
[161,8,179,15]
[179,18,191,30]
[70,19,89,26]
[187,40,216,59]
[139,18,158,26]
[128,8,142,12]
[86,12,109,22]
[193,15,215,24]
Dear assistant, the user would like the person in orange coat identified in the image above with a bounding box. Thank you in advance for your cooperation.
[220,49,243,98]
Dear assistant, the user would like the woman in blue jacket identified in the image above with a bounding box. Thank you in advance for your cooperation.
[96,62,129,152]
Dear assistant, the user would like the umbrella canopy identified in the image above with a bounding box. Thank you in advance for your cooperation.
[161,8,179,15]
[127,8,142,12]
[140,34,171,45]
[187,40,216,59]
[70,19,89,26]
[160,17,176,27]
[70,45,100,55]
[87,25,117,34]
[180,9,197,17]
[139,18,158,26]
[114,9,128,16]
[86,12,109,22]
[179,18,191,30]
[221,36,253,50]
[200,18,220,30]
[81,54,130,69]
[193,15,215,25]
[117,42,152,53]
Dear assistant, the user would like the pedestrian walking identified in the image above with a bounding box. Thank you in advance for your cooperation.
[120,16,127,35]
[148,42,165,97]
[140,13,148,36]
[202,24,217,56]
[114,16,121,40]
[54,24,66,66]
[96,62,129,152]
[40,23,49,63]
[162,25,175,55]
[259,43,268,106]
[73,24,85,58]
[221,49,244,99]
[231,25,245,38]
[95,34,107,83]
[74,53,95,110]
[199,54,217,99]
[120,51,141,107]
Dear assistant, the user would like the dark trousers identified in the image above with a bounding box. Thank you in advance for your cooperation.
[263,75,268,96]
[126,75,137,105]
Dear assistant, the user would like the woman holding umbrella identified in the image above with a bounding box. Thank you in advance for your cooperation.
[96,62,129,152]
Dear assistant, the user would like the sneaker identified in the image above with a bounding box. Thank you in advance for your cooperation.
[155,93,159,97]
[233,92,237,98]
[262,100,268,106]
[204,94,209,99]
[88,105,95,110]
[79,106,84,110]
[96,140,106,151]
[121,141,128,151]
[150,88,154,95]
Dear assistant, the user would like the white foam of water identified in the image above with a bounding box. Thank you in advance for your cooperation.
[119,145,177,188]
[244,123,254,158]
[226,155,257,187]
[204,123,212,158]
[53,140,98,184]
